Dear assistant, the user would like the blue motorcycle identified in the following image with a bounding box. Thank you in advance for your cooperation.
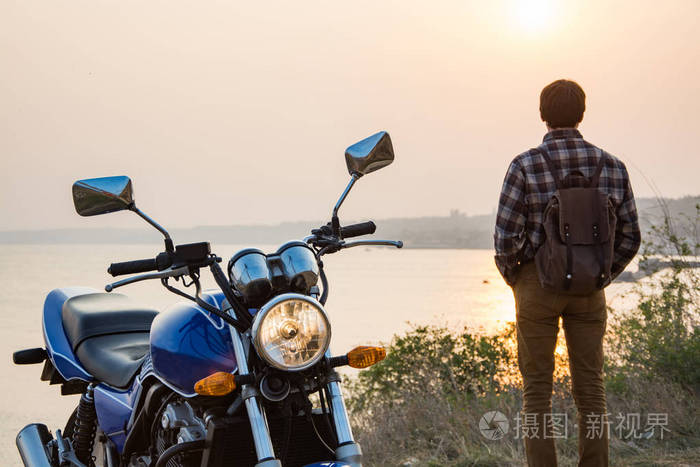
[13,131,402,467]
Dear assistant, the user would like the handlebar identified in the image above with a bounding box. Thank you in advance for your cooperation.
[306,219,402,256]
[105,245,217,290]
[107,243,209,277]
[104,258,252,333]
[108,258,159,277]
[340,221,376,239]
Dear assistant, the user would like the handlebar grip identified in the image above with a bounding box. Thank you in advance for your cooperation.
[340,221,376,239]
[108,258,158,277]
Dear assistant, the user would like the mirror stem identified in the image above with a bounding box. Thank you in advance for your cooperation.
[331,174,360,236]
[131,206,174,252]
[333,173,360,218]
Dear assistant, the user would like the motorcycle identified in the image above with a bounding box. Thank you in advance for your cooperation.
[13,131,402,467]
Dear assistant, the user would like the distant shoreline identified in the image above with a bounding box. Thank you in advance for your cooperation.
[0,240,489,250]
[1,195,696,250]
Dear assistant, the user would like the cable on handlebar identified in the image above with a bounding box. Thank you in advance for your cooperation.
[190,276,249,334]
[209,262,253,329]
[161,277,196,303]
[319,263,329,305]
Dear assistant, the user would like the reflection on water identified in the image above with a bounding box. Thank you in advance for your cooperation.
[0,244,633,464]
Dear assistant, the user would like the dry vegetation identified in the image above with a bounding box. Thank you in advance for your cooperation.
[347,204,700,466]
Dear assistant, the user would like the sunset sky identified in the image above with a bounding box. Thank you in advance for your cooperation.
[1,1,698,231]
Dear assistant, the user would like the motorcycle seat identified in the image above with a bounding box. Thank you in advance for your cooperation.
[74,333,151,388]
[62,293,159,388]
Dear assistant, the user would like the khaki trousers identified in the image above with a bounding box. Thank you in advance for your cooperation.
[514,262,608,467]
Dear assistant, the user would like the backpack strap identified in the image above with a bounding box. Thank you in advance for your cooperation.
[587,150,608,188]
[593,222,606,288]
[533,146,563,190]
[564,223,573,290]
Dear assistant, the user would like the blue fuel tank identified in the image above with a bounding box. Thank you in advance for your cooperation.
[149,291,238,395]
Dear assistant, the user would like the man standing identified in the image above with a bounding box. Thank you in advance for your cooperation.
[494,79,641,466]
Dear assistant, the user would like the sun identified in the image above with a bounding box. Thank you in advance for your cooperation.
[510,0,556,33]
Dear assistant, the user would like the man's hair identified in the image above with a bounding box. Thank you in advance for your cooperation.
[540,79,586,128]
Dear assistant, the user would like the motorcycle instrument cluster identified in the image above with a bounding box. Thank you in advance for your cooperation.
[228,241,320,306]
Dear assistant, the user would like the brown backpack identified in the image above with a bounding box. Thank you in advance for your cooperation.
[533,146,617,295]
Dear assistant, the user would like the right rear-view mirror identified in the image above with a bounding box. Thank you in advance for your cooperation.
[344,131,394,177]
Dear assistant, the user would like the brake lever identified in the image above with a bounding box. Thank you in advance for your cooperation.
[341,239,403,249]
[305,234,403,256]
[105,265,191,292]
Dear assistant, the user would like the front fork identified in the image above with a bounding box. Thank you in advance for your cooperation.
[228,323,362,467]
[325,350,363,466]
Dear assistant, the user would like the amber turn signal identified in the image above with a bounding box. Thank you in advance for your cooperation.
[347,346,386,369]
[194,372,237,396]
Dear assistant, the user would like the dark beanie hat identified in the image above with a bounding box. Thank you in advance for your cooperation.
[540,79,586,128]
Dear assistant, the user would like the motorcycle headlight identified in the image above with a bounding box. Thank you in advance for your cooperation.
[251,294,331,371]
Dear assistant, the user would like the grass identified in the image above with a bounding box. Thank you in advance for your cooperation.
[347,324,699,466]
[346,205,700,466]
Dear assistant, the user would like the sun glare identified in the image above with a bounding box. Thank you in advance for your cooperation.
[510,0,556,34]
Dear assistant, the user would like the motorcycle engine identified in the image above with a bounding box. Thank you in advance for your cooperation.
[141,392,339,467]
[155,399,206,466]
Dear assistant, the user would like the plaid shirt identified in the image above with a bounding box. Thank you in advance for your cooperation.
[494,128,641,285]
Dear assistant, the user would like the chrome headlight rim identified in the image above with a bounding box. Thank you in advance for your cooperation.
[251,293,331,372]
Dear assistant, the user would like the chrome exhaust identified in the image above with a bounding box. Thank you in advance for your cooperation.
[16,424,54,467]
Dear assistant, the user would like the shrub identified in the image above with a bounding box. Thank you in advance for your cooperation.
[607,203,699,392]
[348,203,700,465]
[347,324,515,413]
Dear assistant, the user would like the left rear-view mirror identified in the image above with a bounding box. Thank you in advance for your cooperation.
[72,176,134,217]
